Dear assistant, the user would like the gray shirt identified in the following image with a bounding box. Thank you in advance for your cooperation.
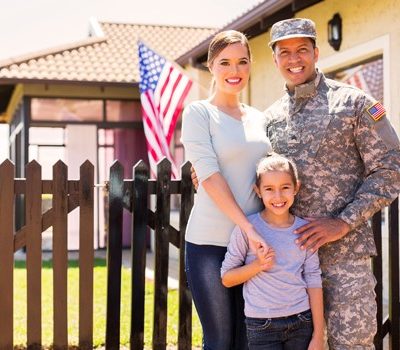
[221,214,322,318]
[181,100,272,246]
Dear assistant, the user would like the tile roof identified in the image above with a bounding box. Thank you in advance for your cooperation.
[0,21,216,84]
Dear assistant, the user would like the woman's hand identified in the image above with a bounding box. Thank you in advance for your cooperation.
[255,245,275,271]
[245,226,270,253]
[190,166,199,190]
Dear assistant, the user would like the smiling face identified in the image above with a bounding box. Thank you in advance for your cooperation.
[273,37,319,91]
[254,170,299,222]
[209,42,251,96]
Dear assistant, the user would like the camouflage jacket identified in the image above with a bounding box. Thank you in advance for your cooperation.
[265,70,400,264]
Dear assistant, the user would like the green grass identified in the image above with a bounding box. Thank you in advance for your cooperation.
[13,258,202,348]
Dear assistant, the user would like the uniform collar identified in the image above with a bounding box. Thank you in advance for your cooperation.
[285,69,323,99]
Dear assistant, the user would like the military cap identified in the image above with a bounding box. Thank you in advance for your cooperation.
[268,18,316,47]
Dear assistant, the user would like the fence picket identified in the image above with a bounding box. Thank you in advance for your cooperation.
[130,160,149,350]
[53,161,69,348]
[0,160,15,350]
[178,162,194,350]
[79,161,95,349]
[372,210,383,350]
[388,199,400,349]
[153,159,171,350]
[25,161,42,348]
[106,161,124,350]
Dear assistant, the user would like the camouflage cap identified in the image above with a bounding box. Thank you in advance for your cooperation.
[268,18,316,48]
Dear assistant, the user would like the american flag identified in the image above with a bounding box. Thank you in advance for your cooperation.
[138,41,192,178]
[343,58,383,102]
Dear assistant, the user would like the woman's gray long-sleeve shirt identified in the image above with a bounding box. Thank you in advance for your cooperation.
[221,214,322,318]
[181,100,272,246]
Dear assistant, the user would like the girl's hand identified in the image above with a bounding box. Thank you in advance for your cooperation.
[307,336,324,350]
[256,246,275,271]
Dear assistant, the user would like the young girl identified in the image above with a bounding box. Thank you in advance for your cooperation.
[221,153,324,350]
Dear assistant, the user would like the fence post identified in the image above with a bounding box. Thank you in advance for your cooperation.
[130,160,149,350]
[0,160,15,350]
[372,210,383,350]
[153,158,171,350]
[79,161,95,350]
[25,160,42,349]
[106,161,124,350]
[388,198,399,349]
[178,162,194,350]
[53,161,69,349]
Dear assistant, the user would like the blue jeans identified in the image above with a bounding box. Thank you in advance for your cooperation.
[245,309,313,350]
[185,242,248,350]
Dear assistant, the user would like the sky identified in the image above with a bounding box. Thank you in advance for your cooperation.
[0,0,262,159]
[0,0,262,61]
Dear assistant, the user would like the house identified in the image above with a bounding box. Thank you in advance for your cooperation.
[2,0,399,250]
[0,19,215,248]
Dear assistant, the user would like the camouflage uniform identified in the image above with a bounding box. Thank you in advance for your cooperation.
[265,69,400,349]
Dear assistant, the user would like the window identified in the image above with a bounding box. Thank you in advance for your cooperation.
[326,57,383,102]
[31,98,103,121]
[106,100,142,122]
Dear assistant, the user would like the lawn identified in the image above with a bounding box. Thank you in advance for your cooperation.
[13,258,202,349]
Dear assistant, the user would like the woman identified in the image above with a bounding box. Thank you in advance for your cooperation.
[181,30,272,350]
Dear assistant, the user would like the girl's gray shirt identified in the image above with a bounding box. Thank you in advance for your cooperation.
[181,100,272,246]
[221,214,322,318]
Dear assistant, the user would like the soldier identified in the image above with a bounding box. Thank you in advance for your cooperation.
[266,18,400,349]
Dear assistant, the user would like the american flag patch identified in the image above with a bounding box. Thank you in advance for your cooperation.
[366,102,386,121]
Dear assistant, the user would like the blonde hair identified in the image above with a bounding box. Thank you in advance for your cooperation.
[255,153,299,188]
[207,30,252,94]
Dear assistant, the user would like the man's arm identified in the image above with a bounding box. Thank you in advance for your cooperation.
[296,96,400,251]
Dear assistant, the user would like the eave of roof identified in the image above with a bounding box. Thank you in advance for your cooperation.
[176,0,323,66]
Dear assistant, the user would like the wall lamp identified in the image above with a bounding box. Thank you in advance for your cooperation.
[328,13,342,51]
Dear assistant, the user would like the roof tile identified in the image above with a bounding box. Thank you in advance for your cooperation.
[0,21,216,84]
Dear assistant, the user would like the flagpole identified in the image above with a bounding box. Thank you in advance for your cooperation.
[137,38,210,97]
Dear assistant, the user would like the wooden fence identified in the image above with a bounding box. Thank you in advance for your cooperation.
[0,159,94,350]
[105,159,194,350]
[0,157,399,349]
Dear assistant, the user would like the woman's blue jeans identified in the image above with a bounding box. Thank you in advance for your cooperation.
[185,241,248,350]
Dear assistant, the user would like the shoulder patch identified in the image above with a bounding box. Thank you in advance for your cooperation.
[366,102,386,122]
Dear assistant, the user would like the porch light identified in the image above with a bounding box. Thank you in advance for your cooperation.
[328,13,342,51]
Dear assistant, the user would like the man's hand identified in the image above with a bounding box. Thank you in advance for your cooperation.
[294,218,350,251]
[190,166,199,190]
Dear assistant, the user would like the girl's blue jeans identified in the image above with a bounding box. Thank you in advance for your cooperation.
[245,309,313,350]
[185,241,248,350]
